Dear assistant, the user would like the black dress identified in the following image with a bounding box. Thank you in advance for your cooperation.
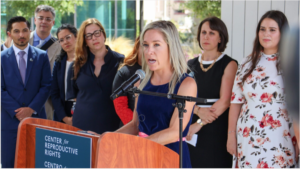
[187,54,237,168]
[67,46,124,134]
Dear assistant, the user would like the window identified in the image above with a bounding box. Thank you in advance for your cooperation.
[174,10,185,15]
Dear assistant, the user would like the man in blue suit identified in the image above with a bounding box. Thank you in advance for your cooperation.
[1,16,52,168]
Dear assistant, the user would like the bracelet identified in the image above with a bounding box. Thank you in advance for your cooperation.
[196,118,204,126]
[228,130,236,134]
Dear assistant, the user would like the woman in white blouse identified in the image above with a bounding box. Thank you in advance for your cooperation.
[227,10,298,168]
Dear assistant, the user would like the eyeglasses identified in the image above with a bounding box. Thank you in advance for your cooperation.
[85,30,102,40]
[59,34,73,43]
[36,16,54,22]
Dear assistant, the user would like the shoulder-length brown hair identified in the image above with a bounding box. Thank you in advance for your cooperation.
[119,36,140,69]
[242,10,289,83]
[197,16,228,52]
[73,18,107,79]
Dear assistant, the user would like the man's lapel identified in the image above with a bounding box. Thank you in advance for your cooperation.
[24,46,36,86]
[7,47,23,85]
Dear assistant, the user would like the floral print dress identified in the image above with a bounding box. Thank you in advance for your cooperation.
[231,53,297,168]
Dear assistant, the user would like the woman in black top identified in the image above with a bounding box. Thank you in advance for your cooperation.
[186,17,238,168]
[51,24,77,125]
[67,18,124,134]
[112,36,142,125]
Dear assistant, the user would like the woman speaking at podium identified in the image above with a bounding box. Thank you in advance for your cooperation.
[113,20,197,168]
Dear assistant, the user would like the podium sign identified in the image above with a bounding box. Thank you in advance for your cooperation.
[35,128,92,168]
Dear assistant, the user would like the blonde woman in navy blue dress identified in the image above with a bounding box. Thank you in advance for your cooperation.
[114,21,197,168]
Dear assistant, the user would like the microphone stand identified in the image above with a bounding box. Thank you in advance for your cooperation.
[127,87,207,168]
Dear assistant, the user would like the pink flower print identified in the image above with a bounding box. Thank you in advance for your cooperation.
[288,158,294,166]
[243,127,251,137]
[274,155,286,168]
[271,120,282,129]
[246,74,254,83]
[260,72,266,78]
[256,137,266,146]
[247,92,257,99]
[231,92,236,101]
[268,56,277,61]
[238,151,243,159]
[283,130,291,137]
[260,93,273,103]
[245,161,250,166]
[259,114,274,128]
[256,161,269,168]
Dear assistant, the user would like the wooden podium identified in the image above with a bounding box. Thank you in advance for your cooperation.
[15,118,179,168]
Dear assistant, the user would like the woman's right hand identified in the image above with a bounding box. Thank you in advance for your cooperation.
[186,120,208,141]
[186,123,202,141]
[227,132,238,157]
[195,106,218,124]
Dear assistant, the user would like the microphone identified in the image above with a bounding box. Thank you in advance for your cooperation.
[110,69,145,100]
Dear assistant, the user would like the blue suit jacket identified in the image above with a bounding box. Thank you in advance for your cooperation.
[1,45,52,130]
[51,56,69,121]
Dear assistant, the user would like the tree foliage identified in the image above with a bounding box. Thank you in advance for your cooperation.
[5,0,83,19]
[182,0,221,20]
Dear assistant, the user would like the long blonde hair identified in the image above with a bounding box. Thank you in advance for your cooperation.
[139,21,188,94]
[73,18,106,79]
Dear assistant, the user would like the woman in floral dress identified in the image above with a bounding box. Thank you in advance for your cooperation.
[227,10,299,168]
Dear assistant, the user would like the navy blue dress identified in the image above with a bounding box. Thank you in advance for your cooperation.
[136,73,193,168]
[67,46,124,134]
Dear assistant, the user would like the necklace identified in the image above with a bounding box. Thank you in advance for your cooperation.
[199,55,218,72]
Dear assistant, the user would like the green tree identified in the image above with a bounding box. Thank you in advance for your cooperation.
[5,0,83,19]
[182,0,221,20]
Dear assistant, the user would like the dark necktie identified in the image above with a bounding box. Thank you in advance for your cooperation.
[18,51,26,84]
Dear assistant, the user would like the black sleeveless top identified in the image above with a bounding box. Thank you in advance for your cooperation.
[187,54,238,168]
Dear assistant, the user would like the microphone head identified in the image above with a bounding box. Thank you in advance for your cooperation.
[135,69,145,80]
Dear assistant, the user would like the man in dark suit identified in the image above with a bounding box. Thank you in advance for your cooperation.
[1,16,52,168]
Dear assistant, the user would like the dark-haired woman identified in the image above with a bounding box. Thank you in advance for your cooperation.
[51,24,77,125]
[112,36,142,125]
[227,10,298,168]
[186,16,238,168]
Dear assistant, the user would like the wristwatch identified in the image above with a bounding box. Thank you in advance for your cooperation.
[197,118,204,126]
